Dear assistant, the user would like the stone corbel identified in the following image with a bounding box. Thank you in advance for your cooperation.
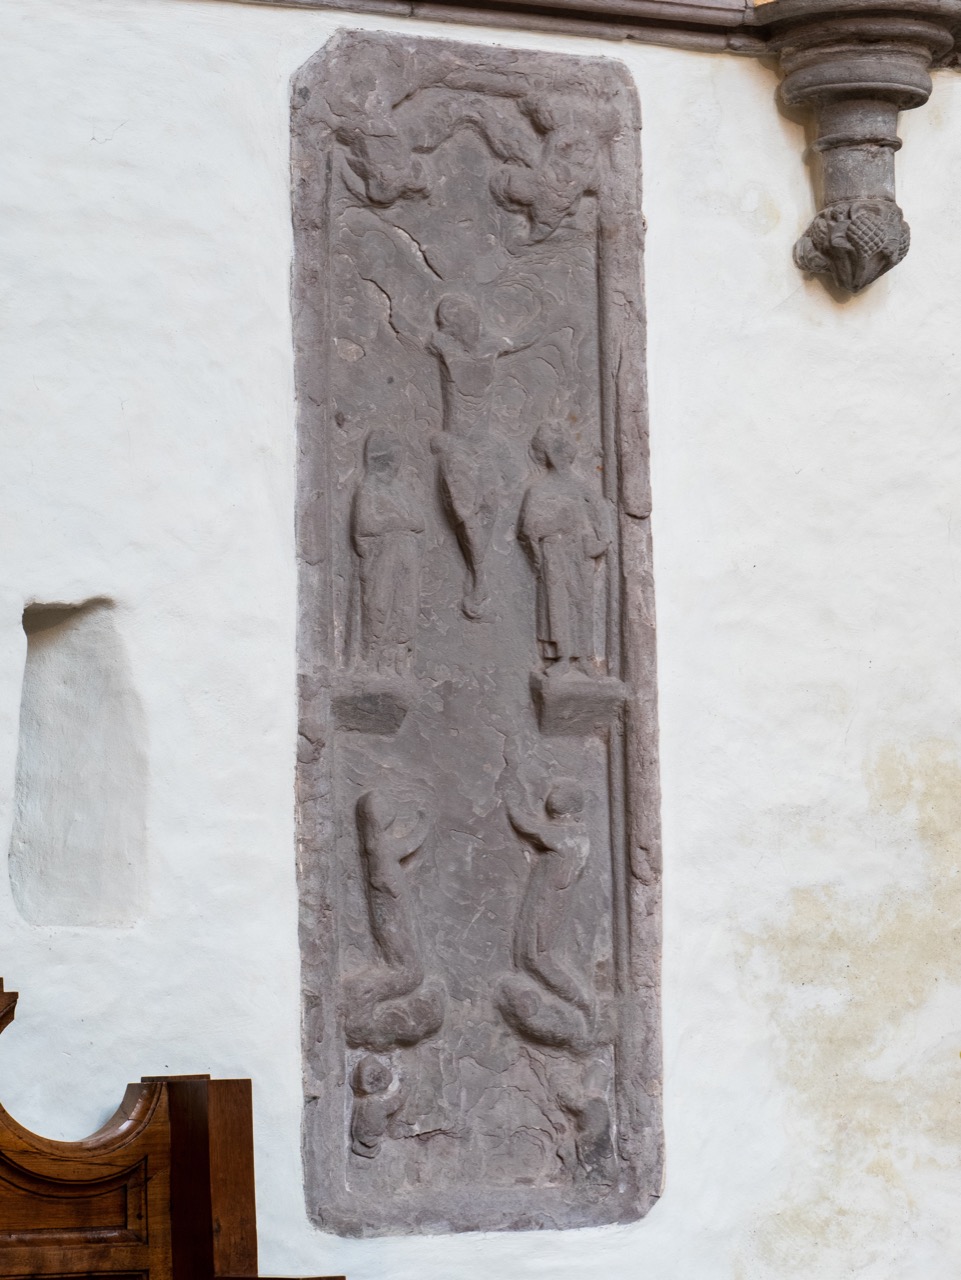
[761,3,955,293]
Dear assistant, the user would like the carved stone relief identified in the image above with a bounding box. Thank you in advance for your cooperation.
[293,31,661,1234]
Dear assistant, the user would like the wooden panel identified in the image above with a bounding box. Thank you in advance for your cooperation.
[167,1078,214,1280]
[207,1080,258,1278]
[0,980,17,1036]
[0,1082,172,1280]
[0,1153,145,1241]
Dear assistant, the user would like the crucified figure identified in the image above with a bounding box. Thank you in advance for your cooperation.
[426,293,541,618]
[354,223,551,620]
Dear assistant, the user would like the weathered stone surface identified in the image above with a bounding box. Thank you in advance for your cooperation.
[292,31,661,1235]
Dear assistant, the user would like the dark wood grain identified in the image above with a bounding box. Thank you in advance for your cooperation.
[167,1078,215,1280]
[0,980,18,1037]
[207,1081,258,1278]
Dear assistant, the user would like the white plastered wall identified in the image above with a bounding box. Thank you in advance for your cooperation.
[1,1,961,1276]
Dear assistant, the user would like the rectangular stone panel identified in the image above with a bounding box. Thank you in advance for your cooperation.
[292,31,661,1235]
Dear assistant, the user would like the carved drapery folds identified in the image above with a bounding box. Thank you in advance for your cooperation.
[293,32,661,1234]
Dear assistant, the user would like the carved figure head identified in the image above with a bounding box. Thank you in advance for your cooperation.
[364,430,402,480]
[520,94,555,134]
[546,779,585,819]
[352,1054,393,1096]
[531,425,576,472]
[356,790,396,838]
[435,294,481,348]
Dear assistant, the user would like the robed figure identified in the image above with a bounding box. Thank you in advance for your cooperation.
[351,431,425,678]
[518,426,612,677]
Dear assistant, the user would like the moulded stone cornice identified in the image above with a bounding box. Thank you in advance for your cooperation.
[230,0,960,292]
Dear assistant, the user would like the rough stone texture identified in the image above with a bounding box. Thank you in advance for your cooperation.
[292,30,660,1235]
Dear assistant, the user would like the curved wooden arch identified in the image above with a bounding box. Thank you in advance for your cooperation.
[0,981,341,1280]
[0,1078,164,1160]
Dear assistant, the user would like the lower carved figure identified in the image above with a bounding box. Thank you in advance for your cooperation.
[350,1054,406,1159]
[519,425,612,678]
[344,790,445,1052]
[558,1074,617,1186]
[497,779,596,1053]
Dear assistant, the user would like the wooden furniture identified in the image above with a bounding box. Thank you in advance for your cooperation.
[0,981,15,1037]
[0,981,342,1280]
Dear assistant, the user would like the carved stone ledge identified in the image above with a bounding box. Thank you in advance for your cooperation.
[333,676,416,735]
[531,673,628,736]
[760,4,956,292]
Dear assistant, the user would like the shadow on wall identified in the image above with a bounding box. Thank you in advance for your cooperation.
[8,600,147,927]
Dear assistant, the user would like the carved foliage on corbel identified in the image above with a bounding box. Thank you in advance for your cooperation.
[793,198,910,294]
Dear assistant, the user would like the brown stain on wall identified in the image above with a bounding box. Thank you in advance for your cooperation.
[743,740,961,1274]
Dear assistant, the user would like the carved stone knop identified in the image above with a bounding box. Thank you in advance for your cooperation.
[773,12,953,294]
[793,198,910,294]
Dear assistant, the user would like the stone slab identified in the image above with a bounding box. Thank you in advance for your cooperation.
[292,30,662,1235]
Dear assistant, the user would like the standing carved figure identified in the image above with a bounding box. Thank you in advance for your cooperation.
[344,790,445,1052]
[519,426,612,677]
[351,431,424,677]
[497,779,596,1052]
[428,294,538,619]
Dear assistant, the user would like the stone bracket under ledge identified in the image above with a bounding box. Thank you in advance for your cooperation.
[332,675,417,735]
[531,672,628,737]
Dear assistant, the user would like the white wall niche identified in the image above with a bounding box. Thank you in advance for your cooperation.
[9,599,148,928]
